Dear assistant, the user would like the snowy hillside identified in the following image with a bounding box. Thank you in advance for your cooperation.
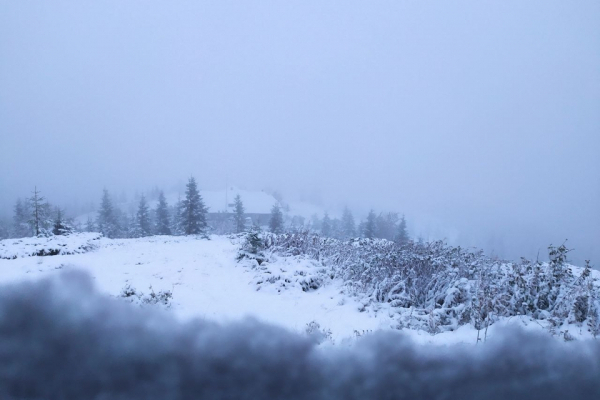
[1,233,598,345]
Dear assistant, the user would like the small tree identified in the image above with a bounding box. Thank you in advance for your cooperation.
[13,198,31,237]
[132,195,152,237]
[341,207,356,239]
[364,209,377,239]
[269,203,284,234]
[52,207,73,235]
[154,191,171,235]
[232,194,246,234]
[395,215,409,245]
[96,189,120,238]
[180,177,209,237]
[27,187,51,236]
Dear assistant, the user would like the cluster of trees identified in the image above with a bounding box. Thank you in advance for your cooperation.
[1,179,410,246]
[93,177,209,239]
[306,208,409,245]
[0,187,74,239]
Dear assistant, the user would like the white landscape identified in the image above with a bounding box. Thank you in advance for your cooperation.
[1,233,598,345]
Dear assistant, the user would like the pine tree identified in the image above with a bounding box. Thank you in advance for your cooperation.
[132,195,152,237]
[181,177,208,237]
[341,207,356,239]
[154,191,171,235]
[96,189,120,238]
[375,212,399,241]
[27,187,51,236]
[269,203,284,234]
[321,213,331,237]
[364,209,376,239]
[13,198,31,237]
[233,194,246,234]
[395,215,409,245]
[52,207,73,235]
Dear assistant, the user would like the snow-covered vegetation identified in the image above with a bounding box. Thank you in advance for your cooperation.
[243,231,600,339]
[0,232,101,260]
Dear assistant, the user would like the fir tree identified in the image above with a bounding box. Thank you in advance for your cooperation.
[132,195,152,237]
[52,207,73,235]
[27,187,51,236]
[233,194,246,234]
[13,198,31,237]
[154,191,171,235]
[321,213,331,237]
[181,177,208,237]
[364,209,376,239]
[375,212,399,241]
[269,203,284,234]
[341,207,356,239]
[96,189,120,238]
[395,215,409,245]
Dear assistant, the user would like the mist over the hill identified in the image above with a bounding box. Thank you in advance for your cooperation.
[1,1,598,265]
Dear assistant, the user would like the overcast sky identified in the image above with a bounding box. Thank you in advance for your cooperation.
[1,1,598,264]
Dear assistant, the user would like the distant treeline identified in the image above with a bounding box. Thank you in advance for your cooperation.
[0,178,410,245]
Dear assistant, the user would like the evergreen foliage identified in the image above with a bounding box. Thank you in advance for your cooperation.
[96,189,120,238]
[13,199,31,238]
[364,210,376,239]
[131,195,152,238]
[395,215,409,245]
[269,203,284,234]
[27,187,52,237]
[180,177,208,237]
[233,194,246,234]
[341,207,356,239]
[154,191,171,236]
[52,207,73,235]
[375,212,399,241]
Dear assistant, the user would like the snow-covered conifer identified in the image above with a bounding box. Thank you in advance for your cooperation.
[395,215,409,245]
[154,191,171,235]
[341,207,356,239]
[269,203,284,234]
[364,210,376,239]
[96,189,120,238]
[13,198,31,237]
[52,207,73,235]
[180,177,208,237]
[233,194,246,234]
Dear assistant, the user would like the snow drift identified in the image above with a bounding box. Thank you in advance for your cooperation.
[0,271,598,399]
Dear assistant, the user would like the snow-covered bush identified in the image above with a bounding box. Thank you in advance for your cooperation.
[258,231,600,335]
[0,232,102,259]
[118,283,173,308]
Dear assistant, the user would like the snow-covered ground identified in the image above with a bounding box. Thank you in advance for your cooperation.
[0,234,595,345]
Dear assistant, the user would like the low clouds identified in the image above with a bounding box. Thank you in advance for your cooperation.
[0,271,598,399]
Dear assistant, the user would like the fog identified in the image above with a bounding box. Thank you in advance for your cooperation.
[1,271,599,399]
[1,1,599,264]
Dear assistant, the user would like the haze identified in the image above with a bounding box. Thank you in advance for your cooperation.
[1,1,598,265]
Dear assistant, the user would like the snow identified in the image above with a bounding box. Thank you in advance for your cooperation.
[0,234,597,345]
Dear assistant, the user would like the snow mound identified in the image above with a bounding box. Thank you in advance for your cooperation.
[0,233,102,259]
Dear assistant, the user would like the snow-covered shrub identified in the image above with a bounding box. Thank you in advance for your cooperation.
[305,321,333,344]
[259,231,600,335]
[236,228,267,265]
[0,232,102,259]
[118,283,173,308]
